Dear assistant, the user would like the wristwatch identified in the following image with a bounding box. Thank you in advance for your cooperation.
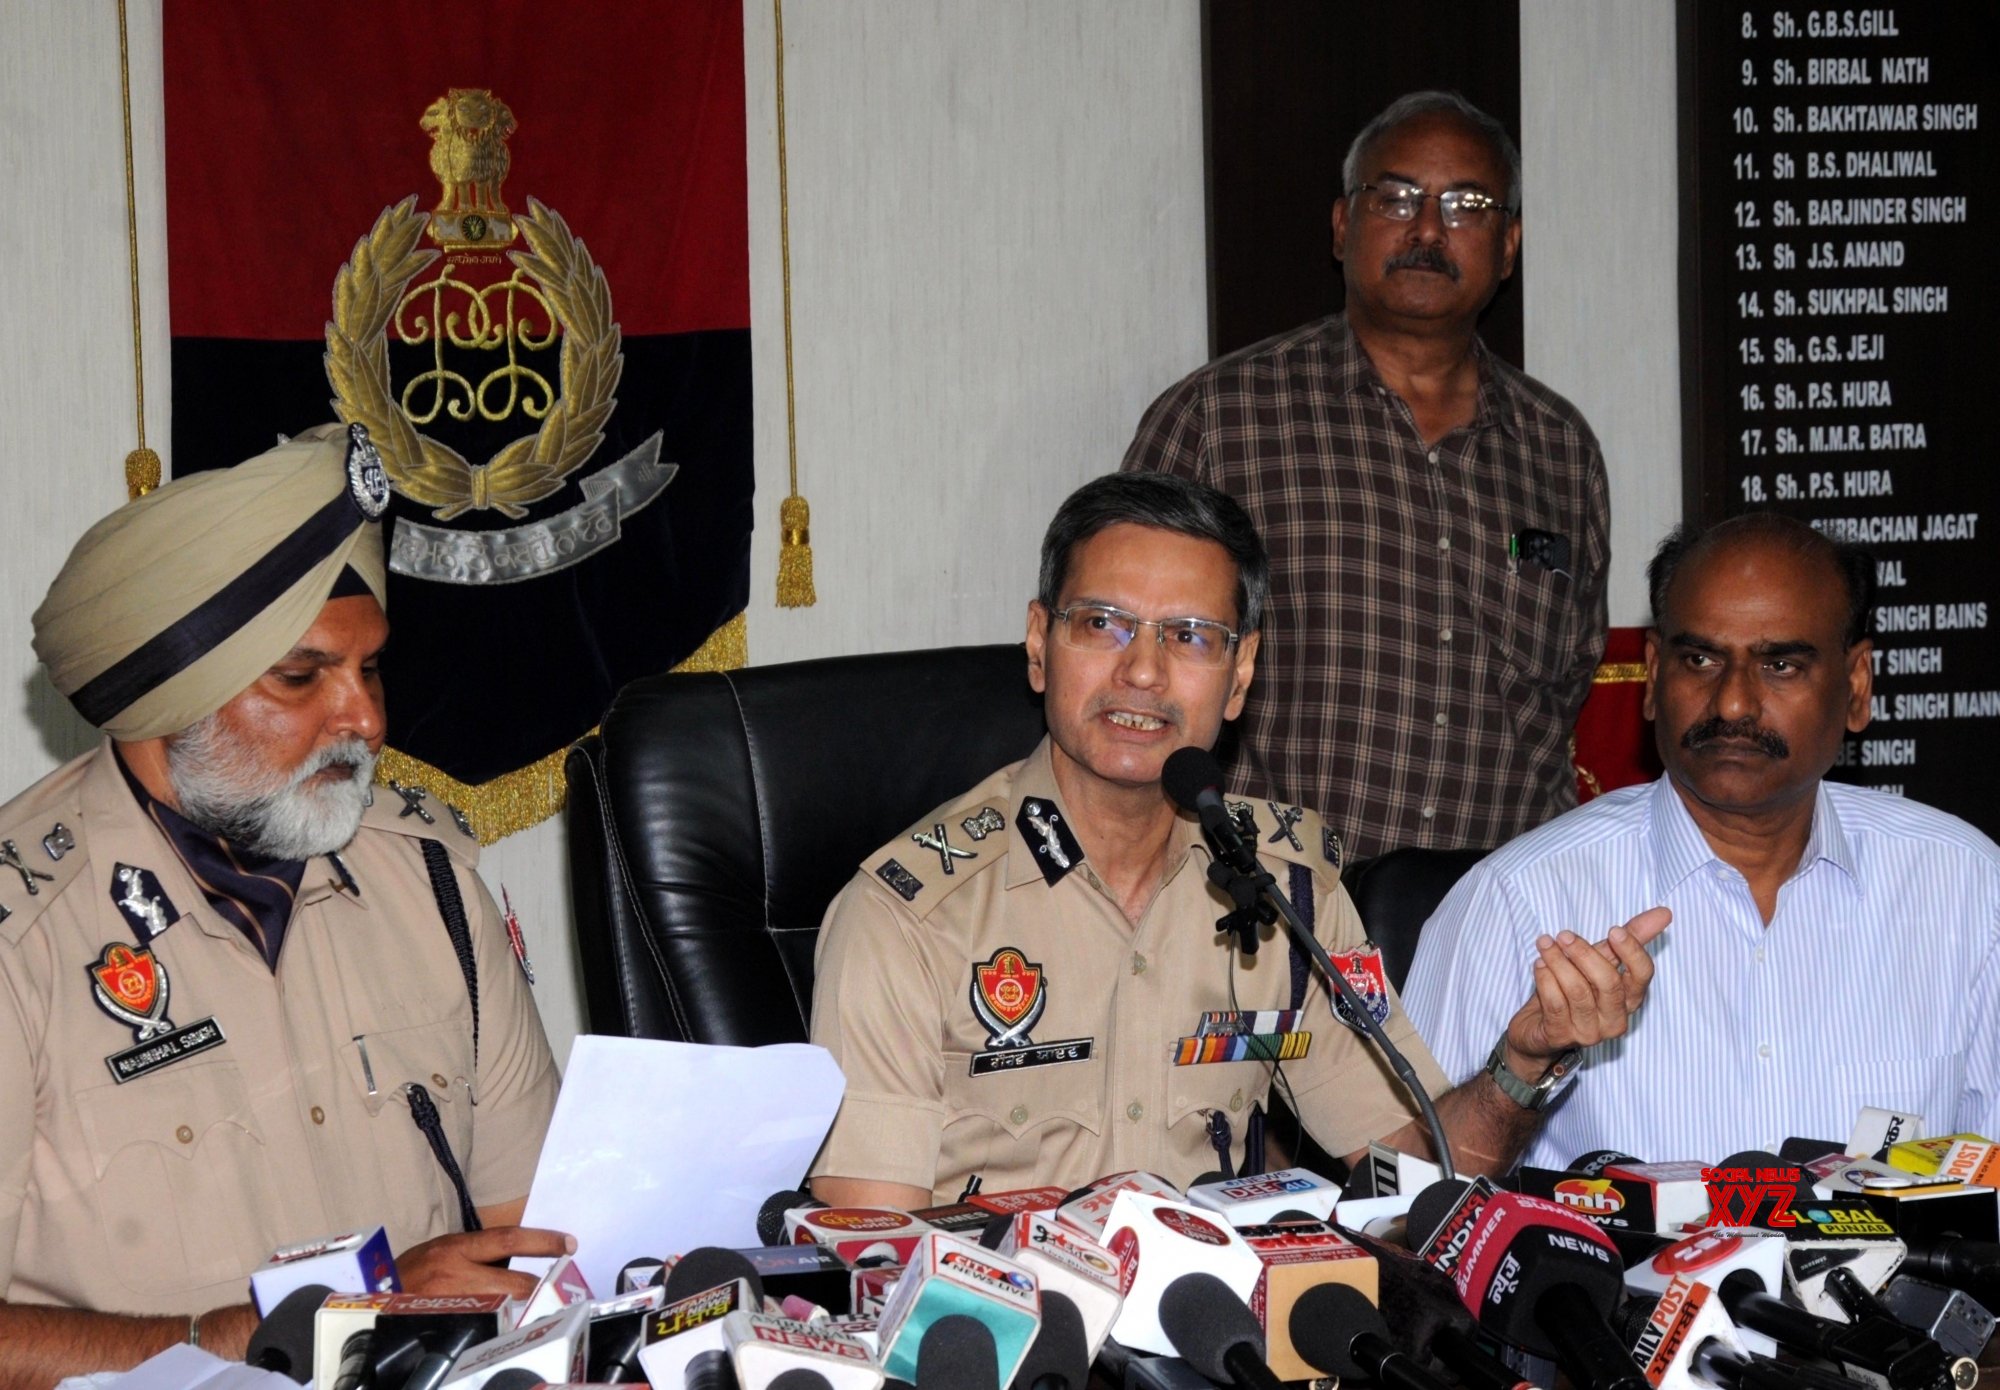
[1484,1036,1583,1112]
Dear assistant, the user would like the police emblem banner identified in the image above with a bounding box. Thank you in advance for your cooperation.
[162,3,752,839]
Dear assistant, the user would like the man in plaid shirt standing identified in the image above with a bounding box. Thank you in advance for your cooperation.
[1123,91,1608,863]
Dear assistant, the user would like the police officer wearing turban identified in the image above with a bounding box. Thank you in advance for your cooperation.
[0,425,564,1379]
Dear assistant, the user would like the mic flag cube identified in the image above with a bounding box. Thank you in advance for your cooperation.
[1055,1171,1182,1243]
[252,1227,398,1314]
[1634,1274,1750,1390]
[1238,1217,1379,1382]
[786,1206,935,1266]
[1187,1167,1341,1226]
[514,1253,593,1328]
[1102,1192,1263,1356]
[439,1301,591,1389]
[1624,1230,1787,1358]
[1002,1213,1124,1359]
[722,1310,886,1390]
[875,1231,1041,1386]
[633,1276,759,1388]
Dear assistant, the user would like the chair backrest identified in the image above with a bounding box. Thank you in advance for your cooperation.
[565,643,1047,1045]
[1343,846,1491,993]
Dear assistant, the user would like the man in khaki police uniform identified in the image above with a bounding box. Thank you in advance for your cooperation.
[0,425,564,1382]
[809,473,1668,1210]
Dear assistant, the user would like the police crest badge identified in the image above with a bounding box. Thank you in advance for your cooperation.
[967,947,1093,1077]
[163,9,753,842]
[87,942,227,1084]
[1326,946,1394,1032]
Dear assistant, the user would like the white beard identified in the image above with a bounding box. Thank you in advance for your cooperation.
[166,715,377,861]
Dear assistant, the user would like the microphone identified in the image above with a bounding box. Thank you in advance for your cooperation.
[916,1314,999,1390]
[480,1372,547,1390]
[1718,1269,1963,1390]
[762,1190,823,1246]
[1156,1272,1285,1390]
[1289,1282,1455,1390]
[333,1330,379,1390]
[770,1373,837,1390]
[1161,748,1258,874]
[1414,1184,1641,1390]
[1007,1290,1088,1389]
[392,1324,484,1390]
[246,1282,330,1383]
[686,1351,741,1390]
[1162,747,1456,1178]
[668,1247,769,1305]
[1901,1235,2000,1301]
[1879,1275,1998,1361]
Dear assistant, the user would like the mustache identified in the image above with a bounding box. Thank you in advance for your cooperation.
[1384,245,1461,280]
[1680,716,1790,759]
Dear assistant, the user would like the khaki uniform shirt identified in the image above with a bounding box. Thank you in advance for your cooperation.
[809,739,1450,1204]
[0,743,559,1315]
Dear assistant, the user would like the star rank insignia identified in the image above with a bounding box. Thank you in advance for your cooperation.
[960,806,1005,841]
[911,823,976,876]
[41,823,76,862]
[1016,798,1084,887]
[876,859,924,902]
[1265,801,1305,852]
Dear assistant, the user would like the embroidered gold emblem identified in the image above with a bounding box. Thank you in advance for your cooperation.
[325,90,622,522]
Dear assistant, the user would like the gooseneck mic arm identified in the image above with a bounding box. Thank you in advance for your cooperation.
[1162,746,1455,1180]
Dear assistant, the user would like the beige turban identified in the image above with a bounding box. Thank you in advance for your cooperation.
[33,423,390,740]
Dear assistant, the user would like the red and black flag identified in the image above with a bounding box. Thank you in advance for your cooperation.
[162,2,751,836]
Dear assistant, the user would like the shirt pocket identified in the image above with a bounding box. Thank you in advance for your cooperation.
[941,1049,1103,1176]
[74,1060,282,1293]
[1167,1072,1261,1173]
[1834,1054,1962,1128]
[1478,558,1577,687]
[340,1021,476,1235]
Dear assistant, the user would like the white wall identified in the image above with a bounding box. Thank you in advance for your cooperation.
[1521,0,1685,626]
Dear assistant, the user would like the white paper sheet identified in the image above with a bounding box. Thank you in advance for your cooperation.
[516,1036,846,1295]
[98,1344,296,1390]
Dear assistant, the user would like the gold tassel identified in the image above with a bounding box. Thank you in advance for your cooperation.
[125,447,161,499]
[776,493,817,607]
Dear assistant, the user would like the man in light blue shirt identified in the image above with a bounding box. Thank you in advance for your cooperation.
[1403,513,2000,1169]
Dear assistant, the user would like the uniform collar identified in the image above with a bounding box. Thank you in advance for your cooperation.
[1647,772,1861,899]
[1002,737,1208,890]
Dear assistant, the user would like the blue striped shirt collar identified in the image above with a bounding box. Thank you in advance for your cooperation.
[1648,774,1862,899]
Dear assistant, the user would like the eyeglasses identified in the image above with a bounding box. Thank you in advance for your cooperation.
[1349,181,1511,229]
[1049,604,1242,667]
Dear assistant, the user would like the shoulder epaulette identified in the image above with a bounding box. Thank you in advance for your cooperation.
[1226,795,1344,893]
[361,776,481,867]
[860,794,1012,920]
[0,804,94,946]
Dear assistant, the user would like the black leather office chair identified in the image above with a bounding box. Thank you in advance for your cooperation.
[1343,846,1491,993]
[564,642,1046,1045]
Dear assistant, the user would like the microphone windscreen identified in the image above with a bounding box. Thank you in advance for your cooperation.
[1161,747,1223,812]
[1406,1178,1473,1251]
[767,1372,834,1390]
[1779,1137,1846,1164]
[1345,1229,1476,1355]
[1158,1271,1265,1383]
[479,1372,545,1390]
[666,1247,766,1305]
[1009,1290,1089,1390]
[1289,1282,1387,1380]
[1569,1149,1641,1176]
[759,1190,817,1247]
[916,1314,999,1390]
[247,1282,330,1382]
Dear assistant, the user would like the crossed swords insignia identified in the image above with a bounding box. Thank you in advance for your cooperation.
[911,823,977,875]
[1266,801,1305,852]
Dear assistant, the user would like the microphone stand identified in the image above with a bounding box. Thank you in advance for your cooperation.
[1199,825,1457,1181]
